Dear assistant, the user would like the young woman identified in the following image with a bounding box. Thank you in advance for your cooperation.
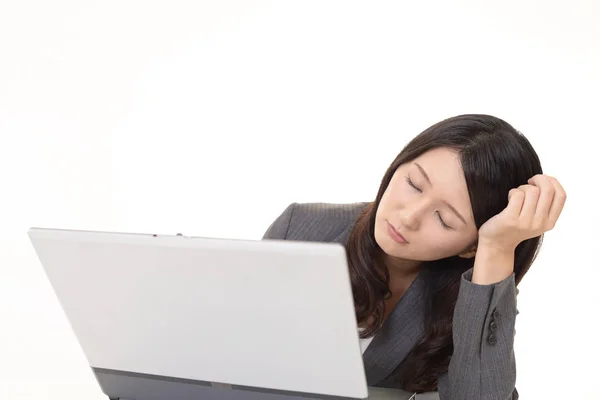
[262,114,566,399]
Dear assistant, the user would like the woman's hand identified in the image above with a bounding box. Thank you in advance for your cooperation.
[478,174,567,253]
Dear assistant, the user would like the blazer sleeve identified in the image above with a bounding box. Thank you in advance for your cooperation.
[262,203,296,240]
[437,268,519,400]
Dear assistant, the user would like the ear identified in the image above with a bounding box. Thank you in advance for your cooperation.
[458,246,477,259]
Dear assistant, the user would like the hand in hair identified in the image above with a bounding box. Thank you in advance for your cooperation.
[478,174,567,252]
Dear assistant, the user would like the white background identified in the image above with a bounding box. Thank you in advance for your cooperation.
[1,1,598,399]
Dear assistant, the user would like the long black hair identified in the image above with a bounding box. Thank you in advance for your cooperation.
[346,114,543,392]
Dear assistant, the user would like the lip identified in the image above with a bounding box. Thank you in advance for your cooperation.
[387,221,408,244]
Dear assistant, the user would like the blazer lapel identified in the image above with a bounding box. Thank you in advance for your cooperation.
[362,269,427,386]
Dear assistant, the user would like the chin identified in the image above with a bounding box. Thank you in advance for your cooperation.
[374,227,404,258]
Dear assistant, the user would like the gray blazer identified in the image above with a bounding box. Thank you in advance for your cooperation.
[262,202,519,400]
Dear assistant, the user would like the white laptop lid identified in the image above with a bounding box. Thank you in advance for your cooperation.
[28,228,369,399]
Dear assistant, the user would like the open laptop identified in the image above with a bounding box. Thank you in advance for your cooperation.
[28,227,420,400]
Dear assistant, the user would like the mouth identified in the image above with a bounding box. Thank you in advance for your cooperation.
[386,221,408,244]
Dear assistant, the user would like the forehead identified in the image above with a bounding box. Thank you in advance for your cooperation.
[408,148,474,218]
[412,147,464,181]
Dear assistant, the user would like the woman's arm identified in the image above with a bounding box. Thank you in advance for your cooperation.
[437,170,568,400]
[437,245,519,400]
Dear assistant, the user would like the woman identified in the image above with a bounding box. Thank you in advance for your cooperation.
[262,114,566,399]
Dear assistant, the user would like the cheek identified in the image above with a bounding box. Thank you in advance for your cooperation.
[379,182,410,212]
[376,189,395,220]
[387,178,410,199]
[422,231,472,257]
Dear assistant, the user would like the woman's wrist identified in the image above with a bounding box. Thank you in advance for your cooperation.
[471,242,516,285]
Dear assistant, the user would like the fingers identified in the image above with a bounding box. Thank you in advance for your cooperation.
[506,188,525,220]
[527,175,555,229]
[526,174,567,231]
[547,176,567,227]
[518,183,541,224]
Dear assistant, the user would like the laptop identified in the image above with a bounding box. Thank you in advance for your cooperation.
[28,227,390,400]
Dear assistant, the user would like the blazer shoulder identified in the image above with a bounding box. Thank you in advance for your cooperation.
[262,202,369,242]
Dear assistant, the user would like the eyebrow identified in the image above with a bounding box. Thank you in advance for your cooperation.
[414,162,467,225]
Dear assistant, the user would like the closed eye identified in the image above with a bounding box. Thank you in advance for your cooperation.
[405,176,421,192]
[405,176,453,230]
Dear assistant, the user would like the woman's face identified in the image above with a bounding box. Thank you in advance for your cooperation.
[374,147,480,263]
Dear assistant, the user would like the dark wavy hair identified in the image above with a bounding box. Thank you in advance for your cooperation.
[346,114,543,392]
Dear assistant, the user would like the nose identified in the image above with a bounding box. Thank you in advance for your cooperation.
[398,201,428,230]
